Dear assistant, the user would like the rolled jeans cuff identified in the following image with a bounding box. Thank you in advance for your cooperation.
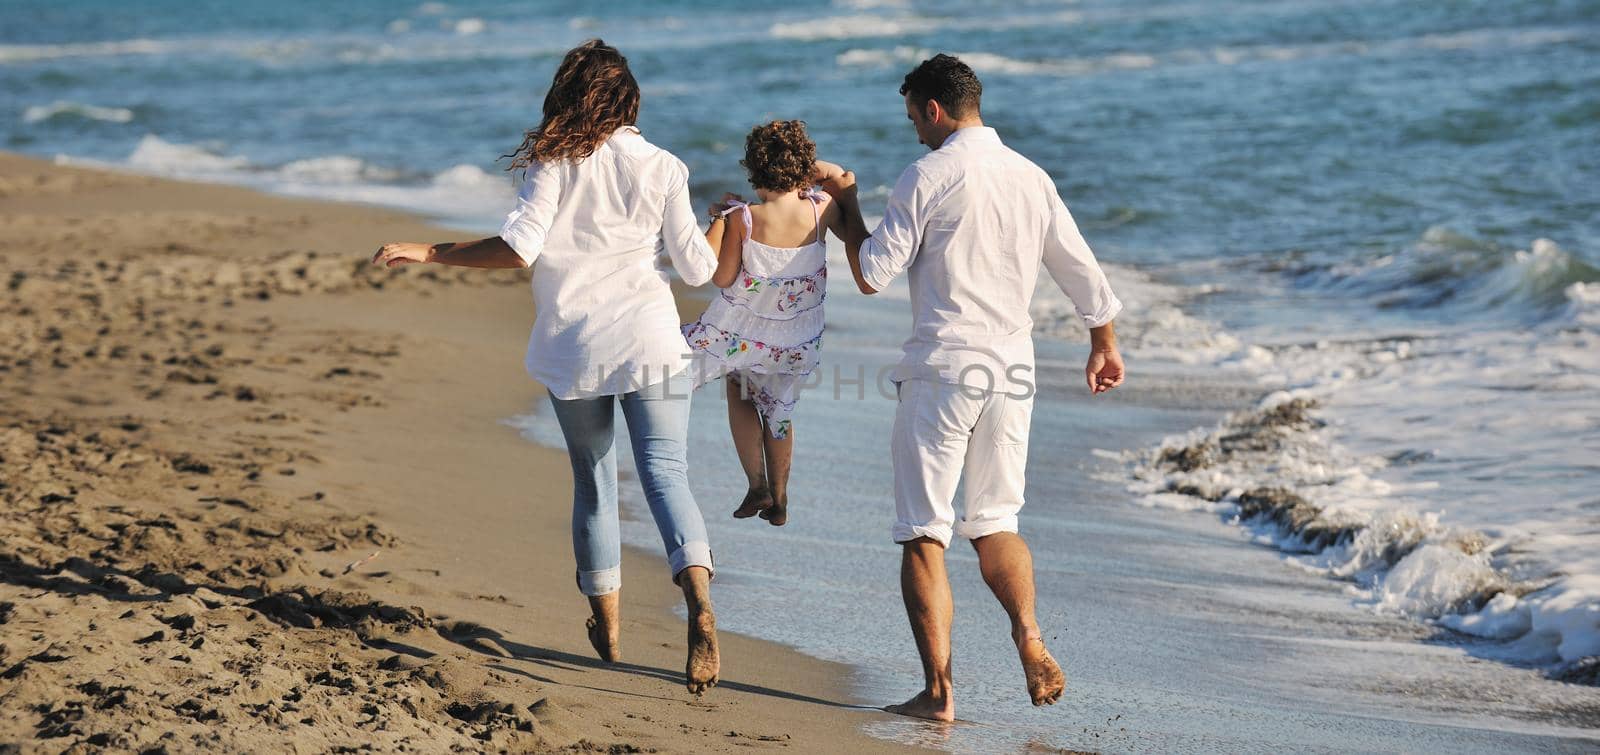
[668,541,714,582]
[576,566,621,597]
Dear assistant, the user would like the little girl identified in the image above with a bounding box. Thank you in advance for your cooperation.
[683,121,847,526]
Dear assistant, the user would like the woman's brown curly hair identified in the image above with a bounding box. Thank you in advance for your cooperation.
[742,120,816,193]
[505,39,640,168]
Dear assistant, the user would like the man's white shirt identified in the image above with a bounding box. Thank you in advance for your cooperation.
[859,126,1122,388]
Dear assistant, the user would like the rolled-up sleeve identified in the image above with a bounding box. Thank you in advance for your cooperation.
[660,162,717,287]
[859,166,925,292]
[499,162,562,267]
[1042,189,1122,328]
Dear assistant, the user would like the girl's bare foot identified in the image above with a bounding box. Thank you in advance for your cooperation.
[1016,632,1065,706]
[732,486,773,519]
[758,494,788,526]
[885,689,955,722]
[585,592,621,663]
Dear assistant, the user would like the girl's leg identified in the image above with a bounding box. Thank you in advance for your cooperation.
[759,423,794,526]
[546,391,623,662]
[725,377,773,518]
[619,373,719,692]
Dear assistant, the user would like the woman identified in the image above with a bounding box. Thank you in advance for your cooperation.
[372,40,719,694]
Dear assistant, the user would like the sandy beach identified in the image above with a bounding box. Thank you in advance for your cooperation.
[0,152,915,753]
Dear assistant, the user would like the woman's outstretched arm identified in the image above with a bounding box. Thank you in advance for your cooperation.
[374,160,562,270]
[372,237,527,269]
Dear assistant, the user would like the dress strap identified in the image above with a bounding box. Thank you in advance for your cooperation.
[802,188,825,245]
[718,199,753,243]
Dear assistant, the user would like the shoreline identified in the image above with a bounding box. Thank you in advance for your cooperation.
[0,151,915,752]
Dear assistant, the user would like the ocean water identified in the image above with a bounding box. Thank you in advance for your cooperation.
[6,0,1598,750]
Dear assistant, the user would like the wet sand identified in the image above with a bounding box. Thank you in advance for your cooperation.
[0,152,914,753]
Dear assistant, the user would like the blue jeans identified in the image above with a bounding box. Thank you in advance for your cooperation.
[547,373,712,596]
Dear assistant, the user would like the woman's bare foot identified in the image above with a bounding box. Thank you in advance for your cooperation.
[686,609,720,695]
[1016,632,1065,706]
[885,689,955,722]
[585,616,620,663]
[758,494,788,526]
[585,592,621,663]
[732,485,773,519]
[678,566,719,695]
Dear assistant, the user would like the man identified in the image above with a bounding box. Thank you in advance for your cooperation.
[819,54,1125,721]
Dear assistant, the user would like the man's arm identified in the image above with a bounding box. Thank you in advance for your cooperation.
[1085,322,1124,394]
[825,164,926,296]
[1041,187,1126,394]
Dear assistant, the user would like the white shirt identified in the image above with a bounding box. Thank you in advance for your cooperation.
[859,126,1122,388]
[500,126,716,399]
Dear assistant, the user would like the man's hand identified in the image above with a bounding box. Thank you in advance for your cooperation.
[1085,348,1125,394]
[372,242,434,268]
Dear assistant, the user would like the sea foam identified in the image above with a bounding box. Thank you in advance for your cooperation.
[22,101,135,125]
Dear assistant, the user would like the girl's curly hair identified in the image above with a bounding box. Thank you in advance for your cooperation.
[505,39,640,168]
[741,120,816,192]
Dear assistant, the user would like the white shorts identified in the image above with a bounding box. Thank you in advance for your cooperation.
[891,379,1033,547]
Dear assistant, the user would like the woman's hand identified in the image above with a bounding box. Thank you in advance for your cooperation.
[372,242,434,268]
[707,192,745,218]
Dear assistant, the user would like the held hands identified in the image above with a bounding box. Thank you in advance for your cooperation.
[1085,348,1125,395]
[811,159,855,195]
[707,192,745,219]
[371,242,433,268]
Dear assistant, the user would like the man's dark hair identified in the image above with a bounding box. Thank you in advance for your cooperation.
[899,54,982,119]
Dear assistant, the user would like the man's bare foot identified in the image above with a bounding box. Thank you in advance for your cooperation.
[758,494,788,526]
[732,486,773,519]
[685,609,720,695]
[885,689,955,722]
[1016,632,1065,706]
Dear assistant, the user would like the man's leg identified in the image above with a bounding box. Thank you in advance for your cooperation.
[887,380,975,721]
[958,390,1063,706]
[886,537,956,721]
[971,533,1064,705]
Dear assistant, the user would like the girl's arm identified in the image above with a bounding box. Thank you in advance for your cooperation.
[821,196,847,243]
[372,238,526,269]
[812,159,848,186]
[710,209,746,289]
[813,158,862,247]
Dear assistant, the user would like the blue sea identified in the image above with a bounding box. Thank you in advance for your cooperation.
[6,0,1599,751]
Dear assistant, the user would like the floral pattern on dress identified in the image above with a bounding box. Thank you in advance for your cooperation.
[681,193,828,440]
[719,265,827,317]
[681,320,821,375]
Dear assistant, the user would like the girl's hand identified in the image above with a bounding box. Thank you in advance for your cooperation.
[372,242,434,268]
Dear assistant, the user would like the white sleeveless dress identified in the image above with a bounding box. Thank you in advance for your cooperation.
[682,192,827,439]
